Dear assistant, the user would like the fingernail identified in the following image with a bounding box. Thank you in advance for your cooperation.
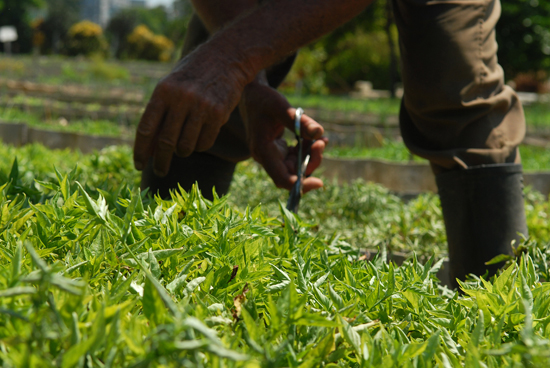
[309,127,322,138]
[134,161,143,170]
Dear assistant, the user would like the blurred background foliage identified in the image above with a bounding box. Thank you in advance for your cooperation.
[0,0,43,53]
[281,0,400,94]
[65,20,109,57]
[106,5,187,60]
[497,0,550,81]
[1,0,550,92]
[125,24,174,61]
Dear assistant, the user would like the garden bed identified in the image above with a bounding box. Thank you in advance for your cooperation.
[1,142,550,366]
[0,78,145,105]
[0,121,132,153]
[1,119,550,197]
[0,96,142,124]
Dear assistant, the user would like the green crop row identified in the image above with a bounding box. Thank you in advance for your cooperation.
[1,143,550,257]
[0,56,164,91]
[0,107,134,138]
[2,143,550,366]
[2,101,549,176]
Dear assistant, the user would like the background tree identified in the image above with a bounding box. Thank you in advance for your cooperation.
[281,0,400,94]
[65,20,108,57]
[41,0,80,54]
[496,0,550,80]
[106,9,140,58]
[107,4,188,59]
[0,0,43,53]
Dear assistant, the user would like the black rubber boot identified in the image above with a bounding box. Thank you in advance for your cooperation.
[436,164,528,289]
[141,152,237,201]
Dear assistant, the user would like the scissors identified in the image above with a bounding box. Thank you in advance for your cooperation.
[286,107,313,213]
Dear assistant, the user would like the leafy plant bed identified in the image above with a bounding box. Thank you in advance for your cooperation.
[0,78,145,106]
[0,56,168,88]
[1,142,550,254]
[2,144,550,366]
[0,108,135,138]
[0,96,142,124]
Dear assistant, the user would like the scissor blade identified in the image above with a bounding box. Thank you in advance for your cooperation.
[286,181,301,213]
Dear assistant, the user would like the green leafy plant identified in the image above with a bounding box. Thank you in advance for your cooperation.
[1,144,550,366]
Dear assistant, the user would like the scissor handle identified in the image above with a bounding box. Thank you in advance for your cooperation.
[294,107,303,137]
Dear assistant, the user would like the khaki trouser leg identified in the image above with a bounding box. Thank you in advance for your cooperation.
[393,0,528,286]
[393,0,525,174]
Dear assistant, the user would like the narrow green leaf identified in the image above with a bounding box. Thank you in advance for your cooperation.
[11,242,23,282]
[173,339,209,350]
[8,158,18,183]
[520,272,534,309]
[329,284,345,310]
[338,315,362,356]
[146,248,161,279]
[143,276,166,325]
[34,180,59,191]
[62,307,105,368]
[76,182,101,219]
[205,345,249,361]
[314,273,330,288]
[167,274,187,294]
[271,263,291,281]
[313,284,332,311]
[178,258,195,277]
[145,272,179,316]
[63,261,89,275]
[0,286,36,298]
[241,307,260,342]
[23,241,50,273]
[471,310,484,347]
[422,331,441,361]
[182,276,206,298]
[296,261,308,293]
[485,254,513,265]
[295,313,339,327]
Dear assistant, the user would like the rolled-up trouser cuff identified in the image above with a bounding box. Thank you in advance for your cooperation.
[393,0,526,174]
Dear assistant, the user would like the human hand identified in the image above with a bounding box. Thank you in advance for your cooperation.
[133,45,251,176]
[239,82,327,193]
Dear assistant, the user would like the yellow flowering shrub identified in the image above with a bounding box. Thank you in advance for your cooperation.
[127,25,174,62]
[66,21,108,57]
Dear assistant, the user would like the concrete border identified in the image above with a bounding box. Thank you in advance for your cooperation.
[321,157,550,197]
[0,122,549,196]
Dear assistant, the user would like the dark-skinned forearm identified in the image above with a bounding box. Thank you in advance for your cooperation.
[190,0,258,33]
[206,0,373,85]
